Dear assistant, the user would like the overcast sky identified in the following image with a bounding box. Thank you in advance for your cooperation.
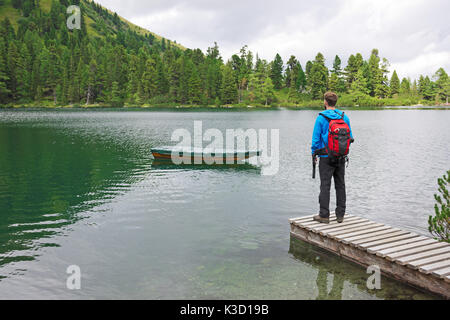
[95,0,449,80]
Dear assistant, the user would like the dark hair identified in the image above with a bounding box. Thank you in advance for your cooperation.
[324,92,338,107]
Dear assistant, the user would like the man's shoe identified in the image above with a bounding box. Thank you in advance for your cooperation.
[313,215,330,224]
[336,216,345,224]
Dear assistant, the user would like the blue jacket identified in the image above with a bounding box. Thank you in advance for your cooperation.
[311,109,353,157]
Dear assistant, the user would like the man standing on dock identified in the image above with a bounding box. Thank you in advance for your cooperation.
[311,92,354,224]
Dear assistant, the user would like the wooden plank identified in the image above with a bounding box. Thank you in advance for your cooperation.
[407,252,450,270]
[376,239,437,257]
[432,266,450,278]
[419,260,450,274]
[307,216,362,228]
[289,215,314,223]
[395,247,450,266]
[290,213,341,223]
[364,235,424,253]
[311,221,374,235]
[295,218,335,227]
[385,242,449,261]
[296,216,346,227]
[341,229,407,244]
[289,213,450,298]
[334,226,393,240]
[319,222,382,237]
[346,230,409,245]
[290,215,321,223]
[306,220,369,233]
[294,213,355,226]
[326,223,386,237]
[310,219,370,232]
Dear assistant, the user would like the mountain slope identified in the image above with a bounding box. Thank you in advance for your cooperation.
[0,0,185,50]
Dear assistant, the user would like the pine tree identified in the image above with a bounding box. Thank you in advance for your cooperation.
[421,76,435,100]
[285,55,298,88]
[375,58,390,98]
[309,53,328,99]
[141,58,158,102]
[86,59,97,105]
[7,41,19,99]
[16,43,32,101]
[47,42,61,104]
[350,68,369,95]
[221,63,237,104]
[0,38,10,103]
[367,49,381,96]
[296,64,307,93]
[328,73,339,93]
[110,81,124,107]
[331,55,346,93]
[332,55,342,75]
[344,53,363,89]
[390,70,400,97]
[418,75,425,96]
[188,66,202,104]
[411,80,419,97]
[261,77,275,106]
[433,68,449,103]
[270,53,283,90]
[400,78,411,96]
[178,57,193,104]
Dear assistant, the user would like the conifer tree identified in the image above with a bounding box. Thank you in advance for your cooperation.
[375,58,390,98]
[0,39,10,103]
[296,64,307,93]
[7,41,19,99]
[285,55,298,88]
[141,58,158,102]
[221,63,237,104]
[390,70,400,96]
[350,68,369,95]
[270,53,283,90]
[328,73,339,93]
[261,76,275,106]
[433,68,449,103]
[344,53,363,88]
[309,53,328,99]
[400,78,411,96]
[188,66,202,104]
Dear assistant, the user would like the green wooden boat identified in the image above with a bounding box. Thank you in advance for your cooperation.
[151,146,261,163]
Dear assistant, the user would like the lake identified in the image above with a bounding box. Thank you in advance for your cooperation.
[0,109,448,299]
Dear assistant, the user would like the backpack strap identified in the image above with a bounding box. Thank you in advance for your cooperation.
[334,110,345,120]
[319,113,332,122]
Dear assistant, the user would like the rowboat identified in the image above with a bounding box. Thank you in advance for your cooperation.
[151,146,261,163]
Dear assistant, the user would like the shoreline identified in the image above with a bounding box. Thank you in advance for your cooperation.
[1,104,449,111]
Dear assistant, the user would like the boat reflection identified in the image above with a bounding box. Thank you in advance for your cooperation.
[150,159,261,172]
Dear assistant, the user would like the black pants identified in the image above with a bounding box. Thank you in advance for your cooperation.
[319,157,346,218]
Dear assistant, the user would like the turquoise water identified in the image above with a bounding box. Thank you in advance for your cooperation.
[0,109,448,299]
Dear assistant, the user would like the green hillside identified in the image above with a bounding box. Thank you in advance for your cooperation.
[0,0,184,49]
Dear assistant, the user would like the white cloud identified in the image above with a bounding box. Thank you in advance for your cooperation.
[391,51,450,80]
[95,0,450,79]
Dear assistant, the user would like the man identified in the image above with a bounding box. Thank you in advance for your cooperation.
[311,92,354,224]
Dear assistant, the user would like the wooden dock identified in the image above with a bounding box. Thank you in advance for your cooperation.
[289,214,450,299]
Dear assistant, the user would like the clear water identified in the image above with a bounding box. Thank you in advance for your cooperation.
[0,109,448,300]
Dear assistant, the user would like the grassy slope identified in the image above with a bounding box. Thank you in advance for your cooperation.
[0,0,185,50]
[84,0,185,49]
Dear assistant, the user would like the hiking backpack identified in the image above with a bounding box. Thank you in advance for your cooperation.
[320,111,352,158]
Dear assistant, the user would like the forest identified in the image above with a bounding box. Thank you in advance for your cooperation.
[0,0,449,108]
